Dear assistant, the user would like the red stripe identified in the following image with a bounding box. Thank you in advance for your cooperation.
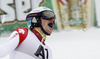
[59,0,65,5]
[84,0,87,4]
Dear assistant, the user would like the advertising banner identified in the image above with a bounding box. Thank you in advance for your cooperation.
[52,0,95,30]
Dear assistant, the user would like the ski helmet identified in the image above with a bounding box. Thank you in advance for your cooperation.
[26,7,56,35]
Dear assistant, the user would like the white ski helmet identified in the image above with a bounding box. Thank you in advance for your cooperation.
[30,7,52,13]
[26,7,56,35]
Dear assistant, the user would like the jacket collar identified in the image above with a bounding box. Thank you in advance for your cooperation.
[32,29,46,45]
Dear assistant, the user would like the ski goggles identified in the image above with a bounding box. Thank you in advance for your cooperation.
[26,10,56,21]
[41,10,56,20]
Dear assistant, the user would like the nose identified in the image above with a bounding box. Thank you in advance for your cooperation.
[51,19,55,21]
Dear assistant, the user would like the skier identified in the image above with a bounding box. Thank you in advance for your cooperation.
[0,7,56,59]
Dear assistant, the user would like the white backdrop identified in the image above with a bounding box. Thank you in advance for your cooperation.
[95,0,100,26]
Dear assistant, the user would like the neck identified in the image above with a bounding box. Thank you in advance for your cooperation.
[34,27,46,39]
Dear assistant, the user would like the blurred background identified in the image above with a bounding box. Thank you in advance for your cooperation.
[0,0,100,59]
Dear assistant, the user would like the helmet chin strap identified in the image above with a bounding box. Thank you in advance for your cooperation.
[40,25,50,35]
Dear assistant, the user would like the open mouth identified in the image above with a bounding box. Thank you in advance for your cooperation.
[48,22,53,28]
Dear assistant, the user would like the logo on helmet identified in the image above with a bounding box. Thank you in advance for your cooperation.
[32,17,37,23]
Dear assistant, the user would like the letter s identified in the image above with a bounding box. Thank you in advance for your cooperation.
[0,0,15,22]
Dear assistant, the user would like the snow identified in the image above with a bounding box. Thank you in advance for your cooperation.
[0,27,100,59]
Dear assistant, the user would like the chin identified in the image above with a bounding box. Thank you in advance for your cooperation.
[47,32,52,35]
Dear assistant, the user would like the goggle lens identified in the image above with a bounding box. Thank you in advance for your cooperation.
[42,10,55,20]
[26,10,56,21]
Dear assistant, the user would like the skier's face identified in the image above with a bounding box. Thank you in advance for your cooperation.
[41,17,55,35]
